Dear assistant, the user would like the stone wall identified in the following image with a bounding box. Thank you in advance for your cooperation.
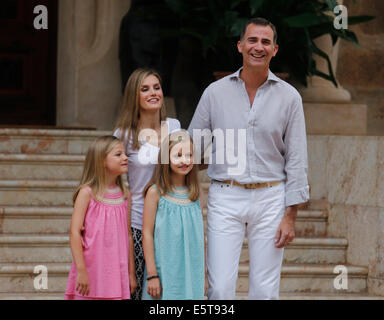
[338,0,384,135]
[55,0,383,134]
[308,135,384,295]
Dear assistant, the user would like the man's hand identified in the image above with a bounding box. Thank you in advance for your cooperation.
[275,205,298,249]
[204,274,209,296]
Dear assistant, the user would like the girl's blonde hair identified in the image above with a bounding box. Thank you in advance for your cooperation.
[114,68,167,150]
[144,131,200,202]
[73,136,129,204]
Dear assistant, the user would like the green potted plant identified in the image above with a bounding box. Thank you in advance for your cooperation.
[146,0,374,87]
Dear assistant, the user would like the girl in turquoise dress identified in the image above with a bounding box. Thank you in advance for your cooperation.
[142,131,206,300]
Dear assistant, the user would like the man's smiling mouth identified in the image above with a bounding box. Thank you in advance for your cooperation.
[251,53,265,58]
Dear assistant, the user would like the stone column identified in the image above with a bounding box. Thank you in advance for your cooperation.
[56,0,132,130]
[298,0,367,135]
[299,35,352,103]
[299,0,351,103]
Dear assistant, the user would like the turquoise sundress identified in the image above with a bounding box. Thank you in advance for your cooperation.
[142,186,205,300]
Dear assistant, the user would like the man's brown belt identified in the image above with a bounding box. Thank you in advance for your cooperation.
[219,180,281,189]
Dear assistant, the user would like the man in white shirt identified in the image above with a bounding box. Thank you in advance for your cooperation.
[188,17,309,300]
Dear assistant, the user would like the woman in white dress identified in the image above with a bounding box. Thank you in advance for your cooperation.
[113,68,180,300]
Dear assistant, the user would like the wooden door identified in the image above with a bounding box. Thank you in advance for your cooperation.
[0,0,57,126]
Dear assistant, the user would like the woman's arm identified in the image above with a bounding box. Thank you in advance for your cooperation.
[126,190,137,294]
[142,186,161,299]
[69,187,91,296]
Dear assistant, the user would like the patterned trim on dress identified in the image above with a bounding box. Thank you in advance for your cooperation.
[163,186,193,205]
[106,186,122,194]
[163,194,193,205]
[94,195,125,205]
[94,187,126,205]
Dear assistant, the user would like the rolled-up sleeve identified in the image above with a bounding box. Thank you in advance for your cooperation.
[283,96,310,207]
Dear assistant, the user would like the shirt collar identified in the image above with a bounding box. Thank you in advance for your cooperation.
[230,67,280,83]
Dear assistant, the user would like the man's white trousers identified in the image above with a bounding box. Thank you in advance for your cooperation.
[206,180,286,300]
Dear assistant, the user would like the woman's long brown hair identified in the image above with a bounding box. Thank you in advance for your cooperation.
[114,68,167,150]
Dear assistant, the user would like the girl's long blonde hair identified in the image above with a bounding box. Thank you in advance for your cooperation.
[114,68,167,150]
[73,136,129,204]
[144,131,200,202]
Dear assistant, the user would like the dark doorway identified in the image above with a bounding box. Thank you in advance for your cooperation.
[0,0,57,126]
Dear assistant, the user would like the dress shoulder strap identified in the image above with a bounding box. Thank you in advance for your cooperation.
[150,184,162,196]
[83,186,94,199]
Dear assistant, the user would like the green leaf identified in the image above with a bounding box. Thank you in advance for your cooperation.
[324,0,340,12]
[304,29,315,76]
[334,29,359,45]
[283,13,331,28]
[180,28,205,41]
[159,29,183,38]
[311,41,338,87]
[165,0,188,14]
[304,28,337,87]
[250,0,265,15]
[348,15,375,25]
[230,18,249,37]
[223,10,239,23]
[310,22,337,39]
[312,69,335,83]
[331,34,338,46]
[230,0,243,10]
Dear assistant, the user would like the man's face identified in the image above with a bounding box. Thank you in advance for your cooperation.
[237,24,278,70]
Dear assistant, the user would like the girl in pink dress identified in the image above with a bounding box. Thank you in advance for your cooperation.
[65,136,137,300]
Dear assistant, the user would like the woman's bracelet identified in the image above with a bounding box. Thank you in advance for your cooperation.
[147,275,160,281]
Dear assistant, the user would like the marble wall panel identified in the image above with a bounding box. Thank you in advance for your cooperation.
[345,206,379,268]
[327,204,348,238]
[327,136,380,207]
[307,136,329,201]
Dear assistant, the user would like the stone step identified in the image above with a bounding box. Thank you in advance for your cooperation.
[0,180,77,206]
[0,293,64,300]
[294,210,328,237]
[0,128,109,155]
[0,263,70,293]
[1,292,383,300]
[203,208,328,238]
[0,262,368,295]
[0,206,72,234]
[241,238,347,265]
[236,292,384,300]
[0,204,326,235]
[0,234,346,265]
[237,264,368,294]
[0,154,84,180]
[0,235,71,263]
